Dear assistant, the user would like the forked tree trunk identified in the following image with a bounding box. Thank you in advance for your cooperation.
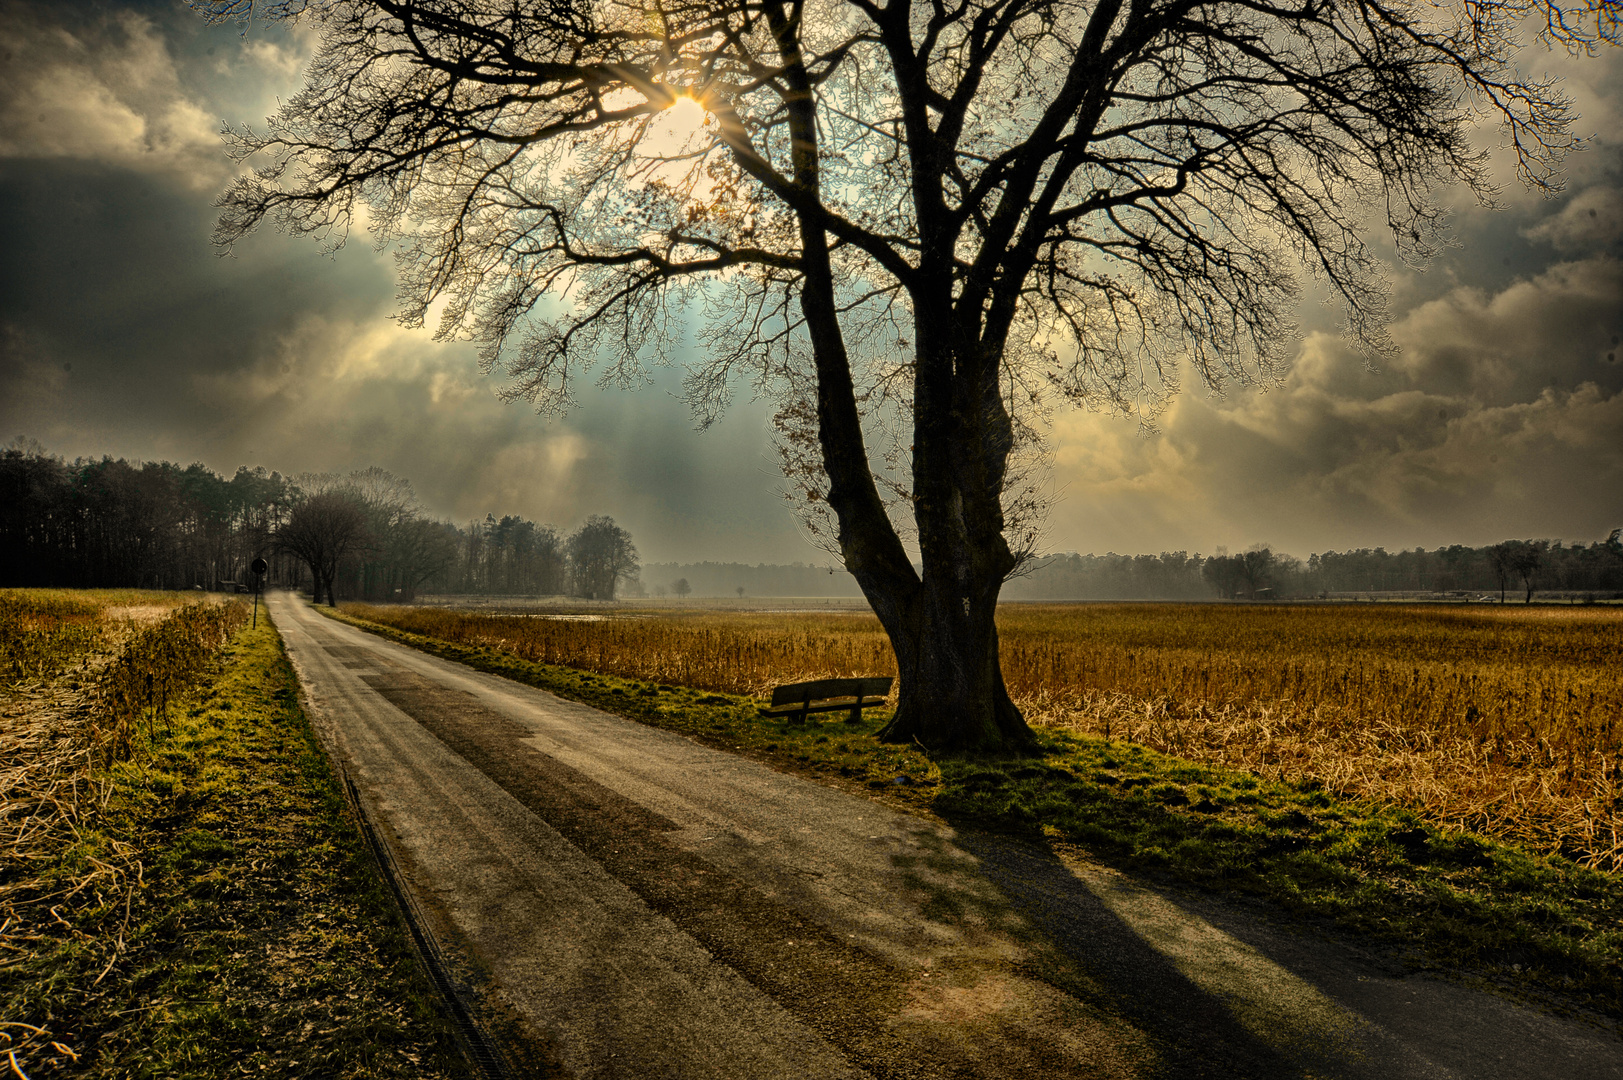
[869,573,1031,751]
[787,126,1035,750]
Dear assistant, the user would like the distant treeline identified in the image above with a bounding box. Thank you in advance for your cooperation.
[645,542,1623,600]
[5,440,1617,601]
[1005,552,1212,601]
[637,561,863,599]
[0,443,638,601]
[1,441,299,590]
[1300,542,1623,598]
[1009,541,1623,600]
[417,512,637,600]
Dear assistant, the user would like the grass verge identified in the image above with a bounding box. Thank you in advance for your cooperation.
[325,603,1623,1022]
[1,615,469,1078]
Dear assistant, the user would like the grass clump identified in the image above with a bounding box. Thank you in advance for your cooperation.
[328,603,1623,1019]
[1,609,467,1078]
[935,729,1620,1007]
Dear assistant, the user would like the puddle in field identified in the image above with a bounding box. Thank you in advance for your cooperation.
[479,613,643,622]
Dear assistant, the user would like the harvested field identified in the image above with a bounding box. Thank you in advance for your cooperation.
[345,600,1623,871]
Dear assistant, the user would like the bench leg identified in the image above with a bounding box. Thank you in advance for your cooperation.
[846,702,862,723]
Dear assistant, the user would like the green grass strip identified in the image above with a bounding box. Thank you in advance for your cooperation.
[324,605,1623,1021]
[2,617,469,1078]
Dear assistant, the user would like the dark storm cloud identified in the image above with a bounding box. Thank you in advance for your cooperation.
[2,0,1620,564]
[0,0,803,560]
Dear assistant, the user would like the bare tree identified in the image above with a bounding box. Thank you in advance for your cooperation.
[1486,541,1516,603]
[199,0,1612,748]
[277,490,373,605]
[389,517,461,600]
[1509,539,1548,603]
[1237,548,1276,600]
[567,515,639,599]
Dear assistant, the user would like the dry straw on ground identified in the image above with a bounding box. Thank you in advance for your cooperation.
[347,601,1623,872]
[0,592,246,1070]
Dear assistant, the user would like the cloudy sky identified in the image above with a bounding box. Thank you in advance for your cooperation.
[2,0,1620,564]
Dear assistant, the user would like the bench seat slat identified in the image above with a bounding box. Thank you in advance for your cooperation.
[758,675,893,724]
[767,677,892,707]
[758,694,887,717]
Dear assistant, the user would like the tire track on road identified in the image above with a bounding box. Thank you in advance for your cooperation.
[362,666,1108,1079]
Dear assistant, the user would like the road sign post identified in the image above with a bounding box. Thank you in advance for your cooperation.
[250,557,268,628]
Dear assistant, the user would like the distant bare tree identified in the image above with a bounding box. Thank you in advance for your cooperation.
[567,516,639,599]
[389,518,461,600]
[1238,548,1276,600]
[1508,540,1548,603]
[277,490,372,605]
[199,0,1614,748]
[673,578,692,600]
[1486,542,1516,603]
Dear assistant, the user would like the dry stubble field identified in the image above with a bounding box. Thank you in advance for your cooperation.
[345,600,1623,872]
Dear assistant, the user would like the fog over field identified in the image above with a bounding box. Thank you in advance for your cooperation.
[1,0,1620,563]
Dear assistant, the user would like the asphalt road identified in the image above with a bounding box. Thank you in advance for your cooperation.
[268,593,1622,1079]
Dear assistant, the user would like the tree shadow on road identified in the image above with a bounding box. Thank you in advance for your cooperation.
[933,824,1367,1080]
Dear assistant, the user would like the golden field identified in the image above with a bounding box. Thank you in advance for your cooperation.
[345,600,1623,872]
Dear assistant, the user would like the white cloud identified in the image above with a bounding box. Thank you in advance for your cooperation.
[240,38,306,80]
[1523,185,1623,252]
[1045,258,1623,554]
[0,9,226,188]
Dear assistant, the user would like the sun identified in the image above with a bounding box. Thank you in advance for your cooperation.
[642,94,710,158]
[665,95,707,138]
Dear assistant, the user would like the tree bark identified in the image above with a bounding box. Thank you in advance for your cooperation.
[870,572,1032,752]
[844,315,1035,751]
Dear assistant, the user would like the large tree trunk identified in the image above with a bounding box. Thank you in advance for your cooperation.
[832,316,1037,751]
[869,573,1031,751]
[772,19,1034,751]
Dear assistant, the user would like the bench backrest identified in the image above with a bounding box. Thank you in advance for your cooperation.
[769,676,893,706]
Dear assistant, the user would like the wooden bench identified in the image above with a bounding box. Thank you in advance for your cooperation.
[759,677,894,724]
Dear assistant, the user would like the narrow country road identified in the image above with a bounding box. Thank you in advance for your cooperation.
[267,593,1622,1080]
